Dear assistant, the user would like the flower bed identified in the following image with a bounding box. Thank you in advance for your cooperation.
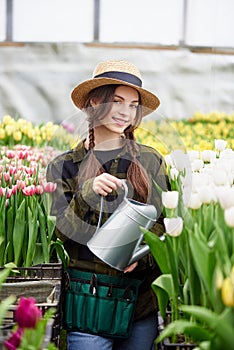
[144,138,234,349]
[1,113,234,349]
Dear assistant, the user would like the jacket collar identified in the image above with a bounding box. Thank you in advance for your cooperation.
[72,139,140,163]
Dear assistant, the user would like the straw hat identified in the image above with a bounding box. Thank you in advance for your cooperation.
[71,60,160,116]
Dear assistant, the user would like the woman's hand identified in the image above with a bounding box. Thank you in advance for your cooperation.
[93,173,123,196]
[124,262,138,273]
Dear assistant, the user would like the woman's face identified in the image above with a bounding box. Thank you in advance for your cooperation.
[92,85,139,137]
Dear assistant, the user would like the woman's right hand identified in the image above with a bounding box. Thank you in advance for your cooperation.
[92,173,123,196]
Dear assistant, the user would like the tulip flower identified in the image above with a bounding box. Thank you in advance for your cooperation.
[185,192,202,210]
[170,149,191,173]
[15,297,42,329]
[162,191,179,209]
[215,139,227,152]
[0,187,6,196]
[4,327,23,350]
[221,277,234,307]
[164,217,183,237]
[224,206,234,228]
[191,159,204,172]
[200,150,216,163]
[212,169,230,186]
[215,186,234,209]
[43,181,57,193]
[169,167,179,181]
[197,185,216,204]
[22,185,36,196]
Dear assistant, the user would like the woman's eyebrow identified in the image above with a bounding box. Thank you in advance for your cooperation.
[114,94,139,103]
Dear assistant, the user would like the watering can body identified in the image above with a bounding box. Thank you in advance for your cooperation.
[87,184,157,271]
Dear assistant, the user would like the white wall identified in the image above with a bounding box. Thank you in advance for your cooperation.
[0,43,234,124]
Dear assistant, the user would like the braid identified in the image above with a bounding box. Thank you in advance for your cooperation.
[88,119,95,150]
[79,118,104,184]
[125,130,151,203]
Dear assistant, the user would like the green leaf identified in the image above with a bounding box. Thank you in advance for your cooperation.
[181,305,234,348]
[188,225,216,302]
[143,228,170,273]
[0,194,6,238]
[6,206,14,262]
[152,274,173,318]
[0,237,5,266]
[38,202,49,263]
[25,206,38,267]
[12,198,26,266]
[156,319,211,344]
[0,295,16,325]
[47,215,56,242]
[50,240,69,268]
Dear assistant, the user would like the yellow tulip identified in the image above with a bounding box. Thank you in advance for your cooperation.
[0,128,5,139]
[5,124,14,136]
[221,277,234,307]
[13,130,22,141]
[215,268,224,290]
[3,115,14,125]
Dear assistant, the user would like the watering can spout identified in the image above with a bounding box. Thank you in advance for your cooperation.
[128,244,151,265]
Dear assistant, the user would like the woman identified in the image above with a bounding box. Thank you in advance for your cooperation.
[47,60,170,350]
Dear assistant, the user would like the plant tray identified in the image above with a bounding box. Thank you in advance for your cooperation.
[160,339,196,349]
[0,263,63,346]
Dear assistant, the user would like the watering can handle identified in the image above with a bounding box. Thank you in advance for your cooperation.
[95,180,128,235]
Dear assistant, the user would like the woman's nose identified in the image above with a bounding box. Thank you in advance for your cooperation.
[118,102,130,115]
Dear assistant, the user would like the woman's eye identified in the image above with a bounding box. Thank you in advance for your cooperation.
[130,104,138,109]
[113,99,121,104]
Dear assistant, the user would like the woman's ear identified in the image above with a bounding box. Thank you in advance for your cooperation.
[90,98,98,107]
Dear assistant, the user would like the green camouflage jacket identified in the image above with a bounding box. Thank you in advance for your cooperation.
[46,140,170,320]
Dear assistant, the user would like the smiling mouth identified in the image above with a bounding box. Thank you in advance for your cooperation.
[112,117,128,126]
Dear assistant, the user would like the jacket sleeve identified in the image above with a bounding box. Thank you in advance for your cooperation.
[46,158,101,245]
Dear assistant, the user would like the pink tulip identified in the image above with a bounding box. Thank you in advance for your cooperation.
[6,150,15,159]
[9,166,17,175]
[15,297,42,329]
[0,187,6,196]
[3,172,10,182]
[43,181,57,193]
[16,180,26,190]
[35,185,44,195]
[4,327,23,350]
[18,150,29,160]
[6,188,13,198]
[22,185,36,196]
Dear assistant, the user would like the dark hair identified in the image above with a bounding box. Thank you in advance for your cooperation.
[80,84,150,202]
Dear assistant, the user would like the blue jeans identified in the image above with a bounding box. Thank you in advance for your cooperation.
[67,313,158,350]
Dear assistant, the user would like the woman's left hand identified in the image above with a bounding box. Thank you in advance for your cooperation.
[124,261,138,273]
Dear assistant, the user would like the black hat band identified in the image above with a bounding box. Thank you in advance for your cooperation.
[94,71,142,87]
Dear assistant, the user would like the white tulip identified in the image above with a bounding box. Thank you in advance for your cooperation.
[170,149,191,172]
[181,186,193,207]
[212,169,230,186]
[187,150,199,162]
[215,139,227,151]
[186,193,202,210]
[164,154,174,167]
[164,217,183,237]
[215,186,234,209]
[191,173,210,193]
[169,167,179,181]
[200,150,217,163]
[197,185,216,204]
[220,149,234,160]
[191,159,204,172]
[162,191,179,209]
[224,207,234,228]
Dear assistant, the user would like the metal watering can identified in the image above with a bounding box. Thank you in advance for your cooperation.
[87,181,157,271]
